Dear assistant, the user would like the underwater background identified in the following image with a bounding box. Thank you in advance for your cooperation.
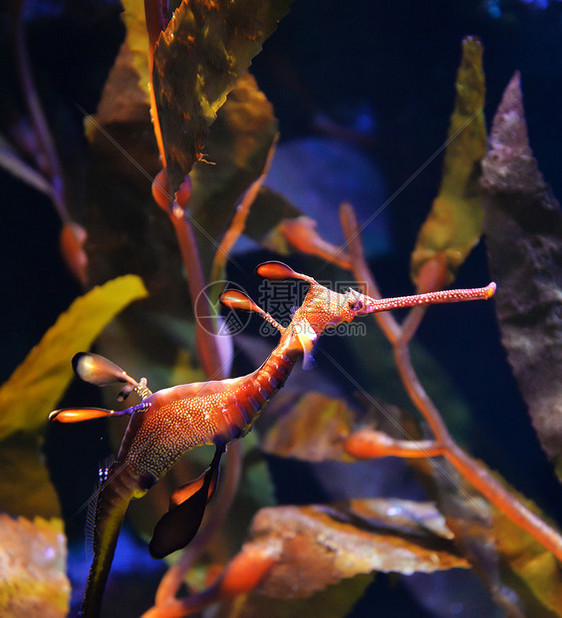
[2,0,562,616]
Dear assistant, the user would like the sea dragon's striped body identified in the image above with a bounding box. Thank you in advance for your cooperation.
[50,261,495,617]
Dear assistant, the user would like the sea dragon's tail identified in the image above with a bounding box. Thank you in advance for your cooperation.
[79,462,147,618]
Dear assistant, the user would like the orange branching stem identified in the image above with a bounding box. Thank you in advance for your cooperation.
[145,1,167,167]
[279,215,353,270]
[168,202,225,379]
[152,169,225,380]
[143,584,223,618]
[339,202,400,343]
[150,152,250,610]
[145,545,277,618]
[149,187,246,610]
[339,202,562,562]
[145,190,246,613]
[210,137,278,284]
[344,429,444,459]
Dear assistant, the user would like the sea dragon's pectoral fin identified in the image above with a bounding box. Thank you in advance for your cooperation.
[149,445,224,559]
[294,321,318,370]
[49,407,116,423]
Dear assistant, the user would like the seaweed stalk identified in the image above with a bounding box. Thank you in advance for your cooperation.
[339,201,562,562]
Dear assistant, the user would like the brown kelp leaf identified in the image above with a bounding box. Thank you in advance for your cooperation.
[152,0,293,195]
[0,514,70,618]
[261,391,357,462]
[85,58,194,385]
[247,190,354,264]
[209,137,278,286]
[188,72,278,272]
[0,434,61,518]
[411,36,487,289]
[345,498,455,541]
[85,42,151,136]
[0,275,147,439]
[243,500,468,599]
[481,72,562,475]
[244,186,303,246]
[215,574,374,618]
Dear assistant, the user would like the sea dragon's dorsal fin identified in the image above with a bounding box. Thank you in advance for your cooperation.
[220,289,285,334]
[148,445,224,559]
[255,260,315,284]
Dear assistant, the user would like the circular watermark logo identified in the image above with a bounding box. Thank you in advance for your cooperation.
[195,280,252,337]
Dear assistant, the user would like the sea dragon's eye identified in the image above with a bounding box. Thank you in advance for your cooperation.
[348,298,364,311]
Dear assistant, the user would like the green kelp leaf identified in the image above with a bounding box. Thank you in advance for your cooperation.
[0,434,61,518]
[239,500,468,599]
[152,0,293,195]
[0,514,70,618]
[188,72,278,274]
[261,391,357,462]
[481,73,562,476]
[491,489,562,617]
[121,0,151,98]
[411,36,487,289]
[215,574,374,618]
[0,275,147,439]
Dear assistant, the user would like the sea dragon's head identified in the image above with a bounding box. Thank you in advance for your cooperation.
[247,260,495,335]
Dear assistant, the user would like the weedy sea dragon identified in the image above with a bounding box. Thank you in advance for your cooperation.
[49,261,496,617]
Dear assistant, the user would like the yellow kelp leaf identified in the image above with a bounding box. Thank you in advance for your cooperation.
[121,0,151,98]
[0,275,147,439]
[411,37,486,289]
[0,434,61,518]
[0,514,70,618]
